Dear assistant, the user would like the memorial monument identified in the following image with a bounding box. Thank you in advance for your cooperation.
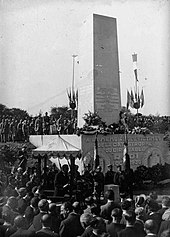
[78,14,121,128]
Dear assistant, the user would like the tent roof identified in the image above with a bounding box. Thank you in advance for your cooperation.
[32,135,81,157]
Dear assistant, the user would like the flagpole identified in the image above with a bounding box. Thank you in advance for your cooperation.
[71,55,78,119]
[72,55,78,97]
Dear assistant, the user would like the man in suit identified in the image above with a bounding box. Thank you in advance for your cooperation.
[144,219,158,237]
[59,201,84,237]
[134,207,146,236]
[106,208,125,237]
[100,189,120,222]
[118,210,145,237]
[158,196,170,218]
[10,215,31,237]
[33,199,49,232]
[36,214,58,237]
[54,165,69,196]
[158,220,170,237]
[80,213,94,237]
[147,199,162,234]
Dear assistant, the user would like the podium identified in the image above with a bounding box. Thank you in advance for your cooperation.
[104,184,120,202]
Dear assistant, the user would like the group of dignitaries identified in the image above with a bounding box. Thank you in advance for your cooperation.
[0,181,170,237]
[0,113,77,143]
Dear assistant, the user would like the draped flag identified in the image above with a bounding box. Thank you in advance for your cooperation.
[132,53,138,82]
[130,90,134,108]
[140,88,144,107]
[94,133,99,169]
[127,90,130,109]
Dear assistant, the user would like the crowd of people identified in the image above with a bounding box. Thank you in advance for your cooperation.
[0,162,170,237]
[0,113,77,143]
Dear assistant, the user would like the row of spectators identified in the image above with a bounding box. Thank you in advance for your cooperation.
[0,177,170,237]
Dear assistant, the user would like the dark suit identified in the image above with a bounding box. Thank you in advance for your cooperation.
[118,226,144,237]
[100,201,120,221]
[134,219,146,236]
[158,220,170,237]
[33,212,47,232]
[59,212,84,237]
[36,228,58,237]
[147,212,162,234]
[106,222,125,237]
[80,226,93,237]
[10,228,34,237]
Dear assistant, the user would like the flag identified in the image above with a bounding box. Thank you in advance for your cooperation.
[94,134,99,169]
[127,90,130,109]
[130,90,134,108]
[140,89,144,107]
[122,142,128,170]
[132,53,138,81]
[134,69,138,82]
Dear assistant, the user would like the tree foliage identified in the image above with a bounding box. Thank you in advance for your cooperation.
[0,103,29,119]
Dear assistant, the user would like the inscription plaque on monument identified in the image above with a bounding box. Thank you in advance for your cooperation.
[78,14,121,127]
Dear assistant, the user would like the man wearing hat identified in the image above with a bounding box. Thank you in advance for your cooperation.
[105,164,115,185]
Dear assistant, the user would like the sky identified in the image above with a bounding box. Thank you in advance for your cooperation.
[0,0,170,116]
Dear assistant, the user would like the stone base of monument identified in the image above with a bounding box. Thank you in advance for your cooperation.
[104,184,120,202]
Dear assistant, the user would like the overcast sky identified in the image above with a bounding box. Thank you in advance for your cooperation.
[0,0,170,116]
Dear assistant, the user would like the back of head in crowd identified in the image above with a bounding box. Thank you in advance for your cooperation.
[124,210,136,225]
[147,199,160,213]
[121,200,132,213]
[72,201,82,214]
[60,202,73,219]
[162,196,170,208]
[41,214,52,228]
[111,208,123,223]
[144,219,157,235]
[14,215,27,229]
[90,217,106,235]
[105,189,114,201]
[31,196,40,208]
[80,213,94,229]
[38,199,49,212]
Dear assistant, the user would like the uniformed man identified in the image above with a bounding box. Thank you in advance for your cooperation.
[43,112,50,135]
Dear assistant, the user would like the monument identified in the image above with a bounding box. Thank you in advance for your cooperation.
[78,14,121,128]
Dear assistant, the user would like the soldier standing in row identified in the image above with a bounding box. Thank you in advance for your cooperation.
[43,112,50,135]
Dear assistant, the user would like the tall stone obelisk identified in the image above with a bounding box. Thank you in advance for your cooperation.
[78,14,121,128]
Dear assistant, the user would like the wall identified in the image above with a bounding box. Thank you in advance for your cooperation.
[81,133,170,173]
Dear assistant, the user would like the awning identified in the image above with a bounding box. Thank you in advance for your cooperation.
[32,135,81,158]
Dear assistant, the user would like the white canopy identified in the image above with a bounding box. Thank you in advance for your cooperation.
[32,135,81,158]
